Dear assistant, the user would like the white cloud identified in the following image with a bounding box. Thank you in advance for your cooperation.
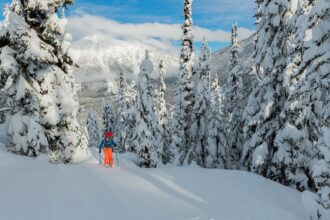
[68,13,254,46]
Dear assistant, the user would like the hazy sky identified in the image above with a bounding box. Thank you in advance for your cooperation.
[0,0,256,51]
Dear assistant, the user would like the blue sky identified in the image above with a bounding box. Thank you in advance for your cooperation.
[0,0,256,51]
[68,0,255,29]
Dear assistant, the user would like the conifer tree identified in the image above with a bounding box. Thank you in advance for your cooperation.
[1,3,10,29]
[132,51,158,168]
[229,23,239,69]
[115,69,128,151]
[86,111,100,148]
[241,0,295,175]
[171,0,195,165]
[293,1,330,218]
[125,80,138,152]
[185,39,213,167]
[270,0,320,190]
[127,80,137,108]
[102,100,115,133]
[157,59,172,164]
[207,80,226,169]
[308,124,330,219]
[0,0,87,163]
[221,23,245,169]
[157,60,168,129]
[60,0,65,19]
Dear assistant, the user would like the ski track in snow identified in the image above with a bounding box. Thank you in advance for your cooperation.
[0,147,307,220]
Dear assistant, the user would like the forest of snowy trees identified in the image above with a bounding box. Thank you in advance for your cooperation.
[0,0,329,219]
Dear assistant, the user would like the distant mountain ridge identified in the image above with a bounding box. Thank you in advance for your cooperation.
[71,35,179,97]
[72,34,255,97]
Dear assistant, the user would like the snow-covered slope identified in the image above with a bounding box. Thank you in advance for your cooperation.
[0,145,307,220]
[71,36,179,97]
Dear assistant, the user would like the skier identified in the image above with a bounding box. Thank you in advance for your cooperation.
[99,131,117,167]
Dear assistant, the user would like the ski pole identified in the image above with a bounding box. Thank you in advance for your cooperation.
[115,151,120,168]
[99,152,102,166]
[98,148,103,166]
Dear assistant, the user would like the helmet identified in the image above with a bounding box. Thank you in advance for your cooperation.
[104,131,113,139]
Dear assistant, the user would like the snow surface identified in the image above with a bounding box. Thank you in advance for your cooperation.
[0,145,307,220]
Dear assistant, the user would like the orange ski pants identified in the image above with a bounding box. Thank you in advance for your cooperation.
[103,148,113,167]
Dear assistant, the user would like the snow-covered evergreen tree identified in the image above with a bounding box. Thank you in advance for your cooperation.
[0,0,87,163]
[255,0,263,23]
[157,59,168,128]
[59,0,65,19]
[207,83,226,169]
[0,3,10,29]
[132,51,158,168]
[270,0,321,190]
[294,1,330,218]
[102,100,115,134]
[151,96,165,164]
[171,0,195,165]
[157,59,172,164]
[125,80,138,152]
[221,23,245,169]
[241,0,295,175]
[311,83,330,220]
[185,39,214,167]
[209,68,221,108]
[229,23,239,69]
[307,126,330,219]
[303,94,330,217]
[127,80,137,109]
[280,0,314,89]
[86,111,100,148]
[77,106,89,153]
[114,69,128,151]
